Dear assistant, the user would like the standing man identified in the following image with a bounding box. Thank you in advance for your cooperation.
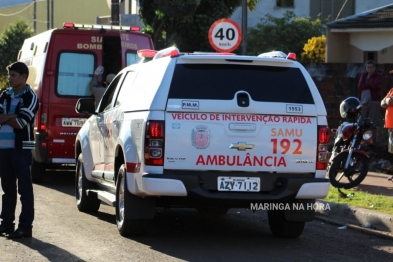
[0,62,39,239]
[381,70,393,181]
[358,60,383,143]
[90,66,115,109]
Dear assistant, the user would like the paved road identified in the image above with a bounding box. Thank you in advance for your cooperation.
[0,170,392,261]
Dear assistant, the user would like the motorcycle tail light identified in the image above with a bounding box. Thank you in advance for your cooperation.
[363,130,372,141]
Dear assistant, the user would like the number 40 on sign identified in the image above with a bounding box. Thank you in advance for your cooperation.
[208,18,242,53]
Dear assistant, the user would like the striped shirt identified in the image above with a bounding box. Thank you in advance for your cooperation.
[0,88,26,148]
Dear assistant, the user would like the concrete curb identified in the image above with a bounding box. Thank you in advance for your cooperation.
[315,200,393,238]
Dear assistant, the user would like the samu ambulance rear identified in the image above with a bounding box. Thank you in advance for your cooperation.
[147,54,330,205]
[18,22,153,182]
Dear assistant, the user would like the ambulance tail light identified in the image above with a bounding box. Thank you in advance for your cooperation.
[316,126,330,170]
[144,121,164,166]
[286,52,297,60]
[37,107,48,132]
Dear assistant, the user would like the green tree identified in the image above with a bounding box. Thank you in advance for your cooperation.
[138,0,260,51]
[0,20,33,89]
[247,11,326,57]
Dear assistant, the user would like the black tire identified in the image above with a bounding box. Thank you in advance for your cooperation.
[116,164,148,236]
[268,210,305,238]
[328,152,368,189]
[75,153,101,212]
[31,159,45,183]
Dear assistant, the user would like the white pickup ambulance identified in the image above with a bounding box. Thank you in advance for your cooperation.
[75,47,331,238]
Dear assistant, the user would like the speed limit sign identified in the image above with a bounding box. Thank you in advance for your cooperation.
[208,18,242,53]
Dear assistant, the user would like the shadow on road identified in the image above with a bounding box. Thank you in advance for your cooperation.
[127,208,393,261]
[9,237,84,261]
[35,170,75,197]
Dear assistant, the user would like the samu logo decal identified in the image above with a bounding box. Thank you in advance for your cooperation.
[191,125,210,149]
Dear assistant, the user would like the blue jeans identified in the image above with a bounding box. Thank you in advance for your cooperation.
[0,149,34,230]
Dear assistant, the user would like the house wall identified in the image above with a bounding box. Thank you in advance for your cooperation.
[378,46,393,64]
[350,31,393,51]
[348,45,363,63]
[327,30,393,63]
[326,30,350,62]
[231,0,310,29]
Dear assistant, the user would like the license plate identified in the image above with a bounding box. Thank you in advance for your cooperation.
[62,118,87,127]
[217,176,260,192]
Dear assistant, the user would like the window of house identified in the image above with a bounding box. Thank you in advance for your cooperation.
[364,52,377,63]
[277,0,294,8]
[310,0,354,20]
[57,52,94,97]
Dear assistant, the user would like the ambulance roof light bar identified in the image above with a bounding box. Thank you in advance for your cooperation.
[192,52,235,56]
[137,49,158,58]
[63,22,140,31]
[153,47,180,60]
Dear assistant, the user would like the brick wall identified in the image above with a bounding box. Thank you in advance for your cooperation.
[306,63,393,137]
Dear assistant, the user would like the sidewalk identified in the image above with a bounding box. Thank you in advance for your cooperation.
[354,172,393,198]
[316,172,393,238]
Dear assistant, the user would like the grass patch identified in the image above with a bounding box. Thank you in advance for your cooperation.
[325,186,393,214]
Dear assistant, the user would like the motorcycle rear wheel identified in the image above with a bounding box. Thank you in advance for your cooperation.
[328,152,368,189]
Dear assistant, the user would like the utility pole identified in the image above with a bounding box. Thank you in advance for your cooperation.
[111,0,120,25]
[241,0,247,55]
[51,0,54,29]
[46,0,50,30]
[33,0,36,34]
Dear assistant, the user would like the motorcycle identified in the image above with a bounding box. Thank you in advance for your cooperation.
[327,97,375,189]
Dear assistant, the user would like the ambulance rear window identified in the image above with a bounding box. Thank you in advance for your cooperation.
[168,64,314,104]
[57,52,94,97]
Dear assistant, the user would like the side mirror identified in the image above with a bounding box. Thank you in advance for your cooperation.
[75,98,96,114]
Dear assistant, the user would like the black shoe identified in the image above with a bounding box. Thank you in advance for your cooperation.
[0,224,14,235]
[6,228,32,239]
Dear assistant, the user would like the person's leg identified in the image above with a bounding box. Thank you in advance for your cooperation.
[389,129,393,181]
[360,102,371,120]
[11,150,34,230]
[0,149,17,229]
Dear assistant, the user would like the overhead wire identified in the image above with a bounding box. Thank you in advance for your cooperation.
[0,2,34,17]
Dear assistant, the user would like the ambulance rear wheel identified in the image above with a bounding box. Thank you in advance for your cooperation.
[31,159,45,183]
[268,210,305,238]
